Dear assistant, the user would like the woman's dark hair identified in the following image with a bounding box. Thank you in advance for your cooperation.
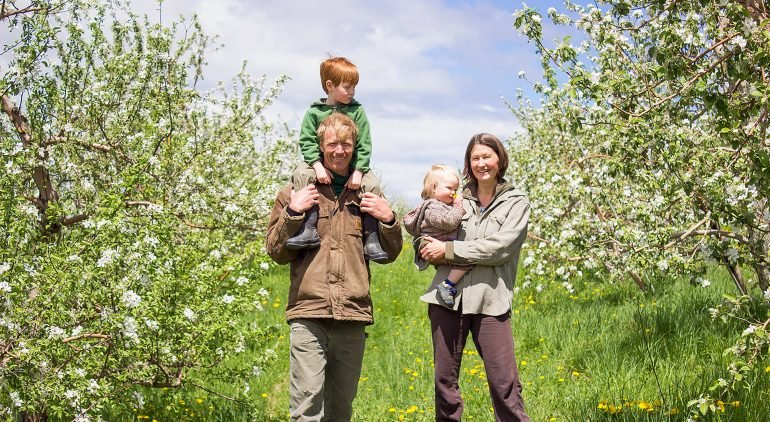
[462,133,509,184]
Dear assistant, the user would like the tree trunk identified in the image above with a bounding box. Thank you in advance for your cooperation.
[748,200,770,292]
[21,412,48,422]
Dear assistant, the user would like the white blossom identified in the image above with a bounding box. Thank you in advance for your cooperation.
[730,35,747,49]
[64,389,80,406]
[222,294,235,304]
[144,318,159,330]
[71,325,83,337]
[184,307,196,321]
[236,276,249,286]
[122,290,141,308]
[96,248,119,268]
[133,391,145,408]
[0,281,11,294]
[260,262,270,271]
[0,262,10,274]
[122,316,139,344]
[9,392,23,408]
[562,281,575,294]
[48,326,66,339]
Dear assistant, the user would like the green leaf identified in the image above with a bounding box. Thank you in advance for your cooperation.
[699,403,708,415]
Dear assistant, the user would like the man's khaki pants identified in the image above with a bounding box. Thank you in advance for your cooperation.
[289,318,367,421]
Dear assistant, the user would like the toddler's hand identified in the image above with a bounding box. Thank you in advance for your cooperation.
[346,170,363,190]
[312,162,331,184]
[452,194,463,207]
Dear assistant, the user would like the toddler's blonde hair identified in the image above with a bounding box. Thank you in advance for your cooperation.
[421,165,460,200]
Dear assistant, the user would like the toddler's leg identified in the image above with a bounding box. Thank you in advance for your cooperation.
[437,266,472,308]
[286,164,321,250]
[358,170,388,262]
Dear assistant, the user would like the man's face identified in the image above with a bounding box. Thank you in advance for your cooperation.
[321,128,354,175]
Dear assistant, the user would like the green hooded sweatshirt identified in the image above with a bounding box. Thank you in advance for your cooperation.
[298,99,372,173]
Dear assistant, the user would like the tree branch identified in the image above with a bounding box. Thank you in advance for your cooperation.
[668,229,749,245]
[664,213,711,249]
[63,333,111,343]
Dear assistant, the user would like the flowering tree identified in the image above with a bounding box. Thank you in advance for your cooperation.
[1,1,294,419]
[510,0,769,416]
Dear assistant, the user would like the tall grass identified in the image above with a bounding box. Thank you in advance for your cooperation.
[128,248,770,421]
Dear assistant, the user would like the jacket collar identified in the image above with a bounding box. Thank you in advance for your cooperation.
[311,98,361,107]
[462,179,520,202]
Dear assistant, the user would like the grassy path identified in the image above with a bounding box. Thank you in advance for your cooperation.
[134,248,769,420]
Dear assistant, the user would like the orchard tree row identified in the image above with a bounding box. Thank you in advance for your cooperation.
[1,1,295,419]
[511,0,769,417]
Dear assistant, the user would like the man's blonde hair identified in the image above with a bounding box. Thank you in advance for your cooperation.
[317,112,358,146]
[421,165,460,200]
[320,56,359,93]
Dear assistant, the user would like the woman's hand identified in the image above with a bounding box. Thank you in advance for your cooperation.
[420,236,447,263]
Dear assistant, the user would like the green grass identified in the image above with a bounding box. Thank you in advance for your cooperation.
[127,248,770,421]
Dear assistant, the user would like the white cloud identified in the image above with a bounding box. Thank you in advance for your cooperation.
[14,0,557,202]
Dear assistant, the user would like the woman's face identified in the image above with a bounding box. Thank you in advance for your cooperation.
[469,144,499,184]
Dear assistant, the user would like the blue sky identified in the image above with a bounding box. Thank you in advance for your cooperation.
[155,0,570,204]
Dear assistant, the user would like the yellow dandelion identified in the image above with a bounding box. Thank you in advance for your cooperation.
[406,406,418,414]
[261,393,268,398]
[196,398,203,404]
[388,408,396,413]
[638,401,653,411]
